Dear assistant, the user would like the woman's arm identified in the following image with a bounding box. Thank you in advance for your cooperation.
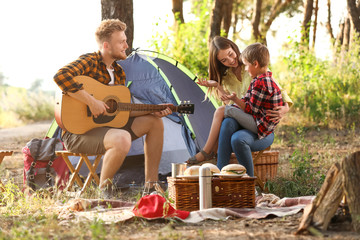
[197,78,230,104]
[266,102,290,123]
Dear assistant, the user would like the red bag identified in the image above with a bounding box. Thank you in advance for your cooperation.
[22,138,69,191]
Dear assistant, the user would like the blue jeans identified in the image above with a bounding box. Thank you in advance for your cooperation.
[217,117,274,177]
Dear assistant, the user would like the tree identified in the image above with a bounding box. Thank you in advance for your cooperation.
[29,79,43,92]
[326,0,334,41]
[209,0,224,42]
[221,0,234,37]
[347,0,360,35]
[301,0,314,48]
[209,0,233,43]
[233,0,302,45]
[311,0,319,49]
[101,0,134,55]
[172,0,185,24]
[251,0,262,42]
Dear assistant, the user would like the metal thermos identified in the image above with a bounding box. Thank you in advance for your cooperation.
[199,166,212,210]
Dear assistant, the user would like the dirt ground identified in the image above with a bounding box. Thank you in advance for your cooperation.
[1,122,360,239]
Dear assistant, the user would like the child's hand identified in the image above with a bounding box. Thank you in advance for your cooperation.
[221,92,237,101]
[196,78,218,87]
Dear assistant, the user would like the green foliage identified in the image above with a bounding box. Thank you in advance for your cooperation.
[90,219,107,240]
[0,86,54,127]
[273,38,360,127]
[150,0,211,77]
[265,149,325,198]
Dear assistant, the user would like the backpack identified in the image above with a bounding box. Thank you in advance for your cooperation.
[22,138,69,191]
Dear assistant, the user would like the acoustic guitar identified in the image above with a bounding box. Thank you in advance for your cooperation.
[55,75,194,134]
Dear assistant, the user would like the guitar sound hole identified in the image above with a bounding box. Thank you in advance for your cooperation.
[105,99,117,114]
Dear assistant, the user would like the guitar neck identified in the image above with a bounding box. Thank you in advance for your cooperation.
[118,103,178,112]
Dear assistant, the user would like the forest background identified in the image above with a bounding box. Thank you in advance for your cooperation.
[0,1,360,238]
[0,0,359,129]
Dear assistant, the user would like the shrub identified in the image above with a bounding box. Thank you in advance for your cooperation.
[273,38,360,127]
[150,0,211,77]
[265,149,325,198]
[0,86,54,127]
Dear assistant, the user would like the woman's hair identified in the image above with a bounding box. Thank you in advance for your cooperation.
[241,42,270,68]
[208,36,243,99]
[95,19,127,45]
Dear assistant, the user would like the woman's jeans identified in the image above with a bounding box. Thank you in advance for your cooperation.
[217,117,274,177]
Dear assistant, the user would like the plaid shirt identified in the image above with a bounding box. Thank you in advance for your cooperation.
[53,51,126,93]
[241,71,284,139]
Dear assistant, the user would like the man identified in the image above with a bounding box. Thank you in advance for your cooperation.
[54,19,172,197]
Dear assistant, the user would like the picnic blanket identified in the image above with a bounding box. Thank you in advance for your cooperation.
[54,194,315,224]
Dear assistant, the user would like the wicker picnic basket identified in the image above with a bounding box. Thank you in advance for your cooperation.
[252,151,279,183]
[167,176,255,212]
[230,150,279,183]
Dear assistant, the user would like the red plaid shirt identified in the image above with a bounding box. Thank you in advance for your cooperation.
[241,71,284,139]
[53,51,126,93]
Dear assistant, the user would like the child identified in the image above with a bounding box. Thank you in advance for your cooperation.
[222,42,284,140]
[186,42,284,165]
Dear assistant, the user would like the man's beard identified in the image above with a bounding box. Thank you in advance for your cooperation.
[110,51,127,60]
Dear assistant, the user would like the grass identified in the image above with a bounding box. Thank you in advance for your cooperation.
[1,119,358,239]
[0,83,359,238]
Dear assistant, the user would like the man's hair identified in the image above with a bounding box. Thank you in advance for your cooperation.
[241,43,270,68]
[95,19,127,44]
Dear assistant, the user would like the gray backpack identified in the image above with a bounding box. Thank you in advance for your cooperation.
[24,138,64,191]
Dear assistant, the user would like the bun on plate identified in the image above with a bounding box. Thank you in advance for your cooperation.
[220,164,246,175]
[201,163,220,174]
[184,165,200,176]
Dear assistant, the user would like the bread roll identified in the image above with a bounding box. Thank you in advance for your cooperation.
[220,164,246,175]
[184,165,200,176]
[201,163,220,174]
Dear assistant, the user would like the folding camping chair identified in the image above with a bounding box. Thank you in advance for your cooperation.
[0,150,13,192]
[55,150,103,195]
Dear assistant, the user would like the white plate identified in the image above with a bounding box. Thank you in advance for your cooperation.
[213,173,245,178]
[176,175,199,179]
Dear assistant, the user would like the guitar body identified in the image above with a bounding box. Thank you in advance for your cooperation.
[55,75,131,134]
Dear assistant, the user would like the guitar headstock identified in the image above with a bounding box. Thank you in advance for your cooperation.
[178,101,194,114]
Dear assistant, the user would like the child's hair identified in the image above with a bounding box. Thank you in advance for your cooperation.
[241,43,270,68]
[95,19,127,45]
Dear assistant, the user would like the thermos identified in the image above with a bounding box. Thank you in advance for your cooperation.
[199,166,212,210]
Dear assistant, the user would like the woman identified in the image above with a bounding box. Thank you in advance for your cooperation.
[187,36,293,176]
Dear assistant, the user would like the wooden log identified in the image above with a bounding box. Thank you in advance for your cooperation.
[296,162,342,234]
[341,151,360,232]
[312,164,343,230]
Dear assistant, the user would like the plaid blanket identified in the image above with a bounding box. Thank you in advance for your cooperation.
[54,194,315,224]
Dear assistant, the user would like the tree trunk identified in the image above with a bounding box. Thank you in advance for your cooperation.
[326,0,334,41]
[311,0,319,49]
[101,0,134,55]
[343,16,351,51]
[335,21,345,48]
[301,0,313,48]
[251,0,262,42]
[221,0,234,37]
[172,0,184,24]
[209,0,224,44]
[342,151,360,232]
[347,0,360,35]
